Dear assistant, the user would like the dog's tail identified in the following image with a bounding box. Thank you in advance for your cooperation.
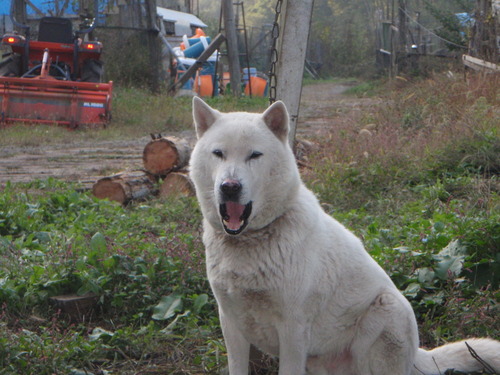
[413,338,500,375]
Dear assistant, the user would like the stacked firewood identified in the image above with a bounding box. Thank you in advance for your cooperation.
[92,135,195,205]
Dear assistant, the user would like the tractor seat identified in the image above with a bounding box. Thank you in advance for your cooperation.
[38,17,74,44]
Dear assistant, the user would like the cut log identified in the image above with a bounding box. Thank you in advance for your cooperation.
[143,136,192,177]
[159,172,195,198]
[92,171,156,205]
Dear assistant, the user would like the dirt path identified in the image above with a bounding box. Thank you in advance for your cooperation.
[0,82,373,187]
[0,139,148,186]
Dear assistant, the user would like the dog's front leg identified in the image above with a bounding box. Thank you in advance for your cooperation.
[277,321,309,375]
[221,312,251,375]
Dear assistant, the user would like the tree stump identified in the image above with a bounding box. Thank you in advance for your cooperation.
[143,136,192,178]
[50,293,98,322]
[159,172,195,198]
[92,171,156,205]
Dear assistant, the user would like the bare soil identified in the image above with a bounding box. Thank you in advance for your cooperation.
[0,82,376,188]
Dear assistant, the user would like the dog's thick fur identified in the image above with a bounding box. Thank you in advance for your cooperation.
[189,97,500,375]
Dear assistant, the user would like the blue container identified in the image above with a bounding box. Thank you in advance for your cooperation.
[201,62,218,96]
[200,61,215,76]
[183,37,211,58]
[185,36,211,48]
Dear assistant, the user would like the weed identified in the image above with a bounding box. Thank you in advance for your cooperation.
[304,73,499,356]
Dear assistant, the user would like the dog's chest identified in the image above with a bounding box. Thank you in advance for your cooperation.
[206,234,287,298]
[209,261,282,311]
[207,247,285,352]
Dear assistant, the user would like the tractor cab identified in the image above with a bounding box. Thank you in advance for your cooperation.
[0,6,112,128]
[1,15,104,82]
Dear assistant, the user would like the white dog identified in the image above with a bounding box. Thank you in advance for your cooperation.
[189,97,499,375]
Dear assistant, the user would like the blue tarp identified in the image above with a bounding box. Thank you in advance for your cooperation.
[0,1,112,16]
[0,3,11,15]
[455,12,474,27]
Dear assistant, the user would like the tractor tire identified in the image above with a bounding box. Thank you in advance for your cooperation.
[0,54,21,77]
[81,59,104,83]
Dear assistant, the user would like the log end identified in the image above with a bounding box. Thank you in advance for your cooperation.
[92,178,126,204]
[143,138,178,176]
[159,172,195,199]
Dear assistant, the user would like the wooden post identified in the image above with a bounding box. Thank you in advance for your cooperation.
[274,0,315,148]
[398,0,407,54]
[145,0,160,93]
[222,0,242,97]
[13,0,27,24]
[390,0,396,78]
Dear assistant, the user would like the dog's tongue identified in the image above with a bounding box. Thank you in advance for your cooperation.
[225,201,245,230]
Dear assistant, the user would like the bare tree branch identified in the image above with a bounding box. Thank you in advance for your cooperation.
[25,0,45,17]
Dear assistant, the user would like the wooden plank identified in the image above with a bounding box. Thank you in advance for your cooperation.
[168,33,226,94]
[462,54,500,72]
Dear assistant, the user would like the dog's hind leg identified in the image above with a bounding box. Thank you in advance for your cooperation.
[220,312,251,375]
[351,291,419,375]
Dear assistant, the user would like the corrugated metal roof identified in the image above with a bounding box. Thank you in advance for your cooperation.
[157,6,206,36]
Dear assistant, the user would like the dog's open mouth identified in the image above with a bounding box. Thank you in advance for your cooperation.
[219,201,252,235]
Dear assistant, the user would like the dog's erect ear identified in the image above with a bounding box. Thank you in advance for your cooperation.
[262,100,289,143]
[192,96,220,139]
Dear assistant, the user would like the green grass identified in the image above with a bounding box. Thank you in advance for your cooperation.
[343,79,383,97]
[0,74,499,374]
[0,88,269,147]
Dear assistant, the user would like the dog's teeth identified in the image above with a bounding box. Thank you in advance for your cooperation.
[222,219,244,230]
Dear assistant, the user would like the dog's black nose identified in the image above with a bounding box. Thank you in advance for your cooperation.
[220,179,242,200]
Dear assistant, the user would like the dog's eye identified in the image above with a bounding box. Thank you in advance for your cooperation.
[249,151,263,160]
[212,149,224,158]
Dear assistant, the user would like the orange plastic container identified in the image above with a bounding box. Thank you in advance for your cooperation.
[194,73,213,97]
[244,76,267,97]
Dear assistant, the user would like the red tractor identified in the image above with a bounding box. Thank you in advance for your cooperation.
[0,11,112,128]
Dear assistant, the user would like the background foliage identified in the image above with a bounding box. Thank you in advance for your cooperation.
[198,0,476,78]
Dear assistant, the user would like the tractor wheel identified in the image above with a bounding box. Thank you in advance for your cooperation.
[0,54,21,77]
[81,59,104,83]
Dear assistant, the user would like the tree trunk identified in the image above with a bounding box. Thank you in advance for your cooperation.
[145,0,160,93]
[92,171,156,205]
[158,172,195,199]
[142,136,192,178]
